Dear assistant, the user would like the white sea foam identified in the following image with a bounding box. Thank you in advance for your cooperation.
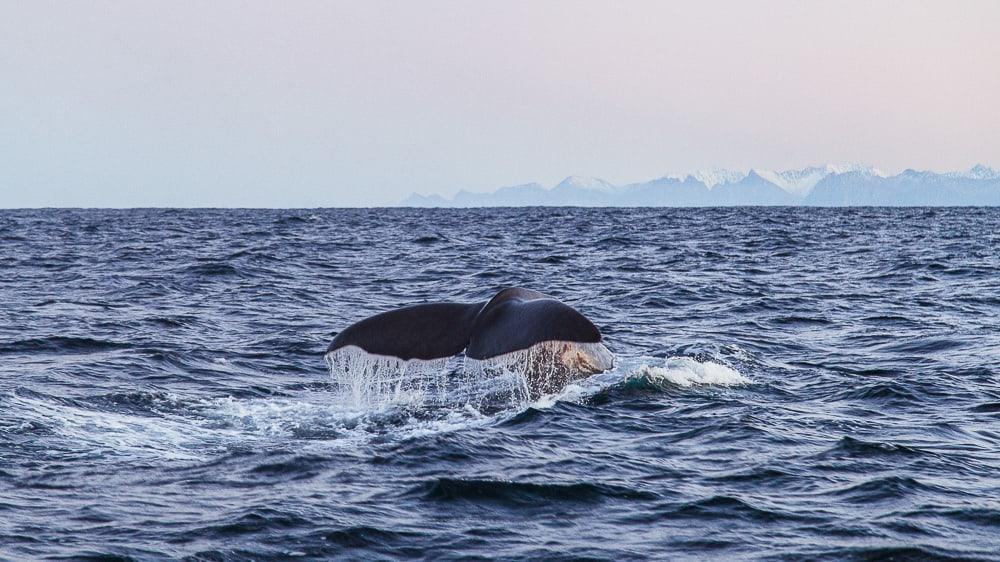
[4,350,749,464]
[3,387,492,463]
[632,356,750,387]
[4,391,225,461]
[199,392,491,446]
[530,377,605,409]
[529,356,749,409]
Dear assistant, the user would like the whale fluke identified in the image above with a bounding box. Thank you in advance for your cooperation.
[326,288,613,397]
[326,302,481,361]
[464,288,601,360]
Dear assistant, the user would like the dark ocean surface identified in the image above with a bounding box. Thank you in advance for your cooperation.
[1,207,999,561]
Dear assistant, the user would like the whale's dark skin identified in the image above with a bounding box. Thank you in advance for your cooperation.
[326,288,602,361]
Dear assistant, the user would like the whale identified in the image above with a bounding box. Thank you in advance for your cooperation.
[326,288,614,397]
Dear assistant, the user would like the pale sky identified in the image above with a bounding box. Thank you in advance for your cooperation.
[2,1,999,207]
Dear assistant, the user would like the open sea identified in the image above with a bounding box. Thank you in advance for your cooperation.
[1,207,999,561]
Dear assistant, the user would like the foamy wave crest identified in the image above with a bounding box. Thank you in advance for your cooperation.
[531,355,749,409]
[632,357,750,387]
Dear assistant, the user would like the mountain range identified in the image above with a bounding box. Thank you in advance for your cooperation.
[400,164,1000,207]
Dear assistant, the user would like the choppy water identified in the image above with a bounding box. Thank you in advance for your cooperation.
[1,207,999,561]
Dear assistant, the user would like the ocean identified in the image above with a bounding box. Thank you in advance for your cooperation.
[1,207,998,560]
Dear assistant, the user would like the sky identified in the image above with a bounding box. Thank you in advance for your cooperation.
[2,1,999,207]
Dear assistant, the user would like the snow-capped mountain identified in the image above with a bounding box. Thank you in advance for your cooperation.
[400,165,1000,207]
[661,164,885,196]
[754,164,886,197]
[664,169,747,189]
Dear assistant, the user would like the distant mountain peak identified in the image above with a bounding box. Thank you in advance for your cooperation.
[399,192,449,206]
[751,164,884,196]
[665,168,747,189]
[900,168,936,179]
[964,164,1000,180]
[552,175,616,192]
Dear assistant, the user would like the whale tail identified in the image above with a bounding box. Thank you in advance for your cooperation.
[326,302,482,361]
[326,288,612,397]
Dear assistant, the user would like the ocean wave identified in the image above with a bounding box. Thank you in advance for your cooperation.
[0,336,131,355]
[827,475,945,504]
[318,525,424,549]
[179,262,243,277]
[413,477,658,505]
[668,494,819,523]
[821,436,932,459]
[630,357,751,388]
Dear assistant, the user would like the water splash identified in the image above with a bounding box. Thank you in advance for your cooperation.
[1,351,747,466]
[463,341,614,405]
[326,341,615,412]
[324,345,452,410]
[632,356,750,387]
